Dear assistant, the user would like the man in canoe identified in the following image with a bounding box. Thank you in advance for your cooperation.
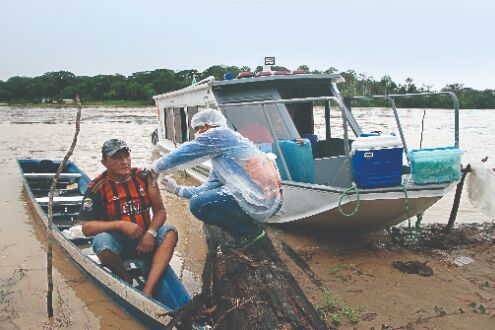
[149,109,283,249]
[79,139,177,297]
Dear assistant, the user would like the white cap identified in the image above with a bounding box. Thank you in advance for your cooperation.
[191,109,227,129]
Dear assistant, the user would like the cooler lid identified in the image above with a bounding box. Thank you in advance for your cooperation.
[351,135,403,151]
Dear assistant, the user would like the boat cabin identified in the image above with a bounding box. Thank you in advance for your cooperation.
[154,73,362,188]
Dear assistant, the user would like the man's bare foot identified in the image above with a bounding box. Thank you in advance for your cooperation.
[142,285,153,297]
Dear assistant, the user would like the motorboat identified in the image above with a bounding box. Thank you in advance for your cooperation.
[152,69,462,231]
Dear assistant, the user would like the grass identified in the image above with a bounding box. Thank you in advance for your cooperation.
[468,302,486,314]
[316,288,365,326]
[329,263,357,281]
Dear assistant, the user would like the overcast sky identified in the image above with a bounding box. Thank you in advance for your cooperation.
[1,0,493,90]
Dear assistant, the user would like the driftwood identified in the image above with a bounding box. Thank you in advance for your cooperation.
[166,226,328,329]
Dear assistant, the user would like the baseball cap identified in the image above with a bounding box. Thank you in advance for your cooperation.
[101,139,131,157]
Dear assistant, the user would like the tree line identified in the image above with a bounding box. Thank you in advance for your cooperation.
[0,65,493,109]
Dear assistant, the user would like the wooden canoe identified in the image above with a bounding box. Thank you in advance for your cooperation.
[18,159,205,329]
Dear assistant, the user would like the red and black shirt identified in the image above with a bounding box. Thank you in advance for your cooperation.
[78,168,152,230]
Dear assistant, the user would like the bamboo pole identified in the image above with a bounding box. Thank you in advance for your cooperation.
[46,95,82,317]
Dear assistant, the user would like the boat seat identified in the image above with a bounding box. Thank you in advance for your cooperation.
[70,237,93,245]
[35,196,84,205]
[53,212,79,219]
[24,173,82,179]
[316,138,354,157]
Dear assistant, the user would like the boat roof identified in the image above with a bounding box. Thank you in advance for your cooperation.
[211,73,344,88]
[153,73,344,102]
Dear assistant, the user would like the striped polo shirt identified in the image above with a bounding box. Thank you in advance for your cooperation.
[78,168,152,230]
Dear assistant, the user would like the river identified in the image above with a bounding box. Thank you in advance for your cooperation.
[0,105,492,329]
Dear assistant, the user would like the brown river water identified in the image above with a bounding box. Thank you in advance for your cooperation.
[0,106,493,329]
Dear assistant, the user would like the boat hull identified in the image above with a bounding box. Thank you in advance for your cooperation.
[269,182,454,231]
[156,141,453,231]
[271,194,441,231]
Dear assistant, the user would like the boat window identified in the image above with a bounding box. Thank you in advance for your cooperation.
[187,106,198,141]
[173,108,188,143]
[282,101,353,158]
[314,102,352,157]
[223,104,299,144]
[286,102,314,135]
[165,108,175,141]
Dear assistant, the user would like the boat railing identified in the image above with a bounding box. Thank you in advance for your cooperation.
[350,91,460,164]
[192,75,215,86]
[219,95,337,107]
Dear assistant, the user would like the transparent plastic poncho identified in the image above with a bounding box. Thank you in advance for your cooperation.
[152,127,282,222]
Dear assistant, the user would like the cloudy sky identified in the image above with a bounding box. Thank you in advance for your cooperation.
[1,0,493,89]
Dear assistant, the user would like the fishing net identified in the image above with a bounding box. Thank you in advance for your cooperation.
[466,159,495,218]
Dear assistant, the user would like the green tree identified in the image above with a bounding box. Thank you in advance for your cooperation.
[271,66,289,72]
[176,69,199,86]
[324,67,338,74]
[297,65,310,72]
[0,65,494,108]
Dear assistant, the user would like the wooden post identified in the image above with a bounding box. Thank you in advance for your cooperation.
[445,164,471,233]
[46,96,82,317]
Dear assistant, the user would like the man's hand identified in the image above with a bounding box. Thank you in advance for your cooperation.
[162,175,178,194]
[119,221,143,239]
[136,233,155,255]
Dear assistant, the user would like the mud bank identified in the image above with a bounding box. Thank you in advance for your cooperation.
[268,222,495,329]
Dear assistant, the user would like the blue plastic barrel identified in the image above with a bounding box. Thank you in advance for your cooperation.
[273,139,314,183]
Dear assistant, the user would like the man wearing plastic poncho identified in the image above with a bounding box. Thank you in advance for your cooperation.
[150,109,282,247]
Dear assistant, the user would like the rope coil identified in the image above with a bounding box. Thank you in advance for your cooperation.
[337,182,424,238]
[338,182,360,217]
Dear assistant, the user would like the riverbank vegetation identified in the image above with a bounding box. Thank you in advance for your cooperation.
[0,65,493,108]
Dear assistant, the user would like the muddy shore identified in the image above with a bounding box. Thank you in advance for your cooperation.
[270,222,495,329]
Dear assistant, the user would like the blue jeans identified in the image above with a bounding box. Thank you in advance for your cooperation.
[189,188,260,237]
[92,225,177,258]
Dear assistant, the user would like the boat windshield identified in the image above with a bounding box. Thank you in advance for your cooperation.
[223,104,299,144]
